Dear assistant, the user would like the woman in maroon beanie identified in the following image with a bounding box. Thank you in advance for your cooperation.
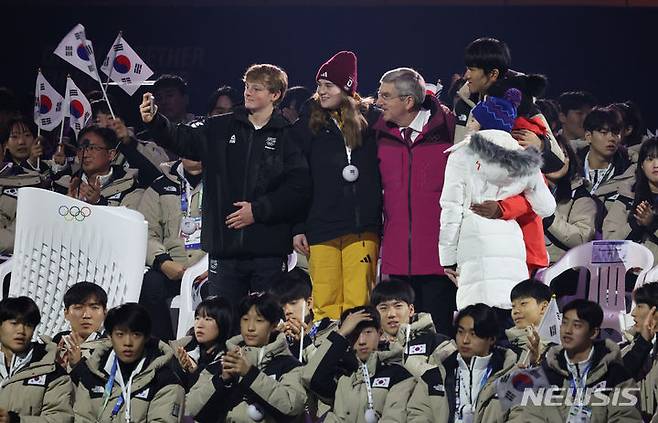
[290,51,382,321]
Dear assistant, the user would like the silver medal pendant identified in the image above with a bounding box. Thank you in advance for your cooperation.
[342,164,359,182]
[247,404,264,422]
[364,408,378,423]
[181,217,197,235]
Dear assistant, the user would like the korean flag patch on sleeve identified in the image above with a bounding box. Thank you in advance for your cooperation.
[408,344,427,355]
[26,375,47,386]
[372,377,390,388]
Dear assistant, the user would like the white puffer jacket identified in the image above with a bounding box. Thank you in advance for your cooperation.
[439,129,556,309]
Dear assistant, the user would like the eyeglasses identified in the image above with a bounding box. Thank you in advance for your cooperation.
[377,92,410,102]
[81,142,111,153]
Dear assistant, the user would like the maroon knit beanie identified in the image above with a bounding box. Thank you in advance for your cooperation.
[316,51,358,94]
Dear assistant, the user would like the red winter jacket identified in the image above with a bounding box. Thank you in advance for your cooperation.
[373,96,455,276]
[499,195,549,273]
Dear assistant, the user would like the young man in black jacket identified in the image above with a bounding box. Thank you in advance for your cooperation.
[140,64,310,304]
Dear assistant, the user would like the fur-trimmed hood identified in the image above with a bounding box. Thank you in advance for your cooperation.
[448,129,543,179]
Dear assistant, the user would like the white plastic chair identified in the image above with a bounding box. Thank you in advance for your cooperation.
[536,240,654,335]
[0,258,13,300]
[634,264,658,290]
[8,187,148,337]
[174,254,208,339]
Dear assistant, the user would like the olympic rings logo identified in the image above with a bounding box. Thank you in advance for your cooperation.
[58,205,92,222]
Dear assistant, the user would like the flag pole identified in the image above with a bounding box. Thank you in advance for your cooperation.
[89,39,115,120]
[298,301,306,362]
[36,126,41,170]
[103,31,121,93]
[58,119,65,145]
[97,77,116,120]
[59,75,70,146]
[35,68,43,166]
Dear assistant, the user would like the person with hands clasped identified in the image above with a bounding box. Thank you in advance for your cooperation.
[185,292,307,423]
[170,297,233,423]
[53,282,108,372]
[303,306,415,423]
[56,125,143,209]
[140,64,310,304]
[604,137,658,266]
[269,268,339,364]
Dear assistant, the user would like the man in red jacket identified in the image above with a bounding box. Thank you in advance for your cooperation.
[373,67,457,336]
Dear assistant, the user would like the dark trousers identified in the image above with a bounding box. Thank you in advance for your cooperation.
[139,269,181,341]
[493,306,515,348]
[389,274,457,337]
[208,255,287,306]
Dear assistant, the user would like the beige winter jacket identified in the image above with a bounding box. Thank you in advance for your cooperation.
[505,326,551,365]
[54,166,143,210]
[544,178,598,263]
[137,161,205,267]
[0,339,74,422]
[603,179,658,265]
[0,166,43,254]
[392,312,453,378]
[619,330,658,420]
[185,333,307,423]
[592,163,637,206]
[112,136,170,172]
[303,330,415,423]
[71,338,185,423]
[407,344,517,423]
[507,339,642,422]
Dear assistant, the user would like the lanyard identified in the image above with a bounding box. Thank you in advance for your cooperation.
[330,115,353,166]
[98,356,118,420]
[105,355,146,423]
[567,362,593,423]
[180,178,203,217]
[360,362,375,412]
[345,144,353,166]
[584,152,614,193]
[455,363,493,417]
[177,165,203,217]
[308,322,320,339]
[568,362,592,398]
[402,324,411,363]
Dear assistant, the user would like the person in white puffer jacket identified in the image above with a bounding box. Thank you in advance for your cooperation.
[439,129,556,312]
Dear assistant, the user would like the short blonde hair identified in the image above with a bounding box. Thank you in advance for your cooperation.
[243,64,288,106]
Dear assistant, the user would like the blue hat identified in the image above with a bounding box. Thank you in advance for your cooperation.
[471,88,522,133]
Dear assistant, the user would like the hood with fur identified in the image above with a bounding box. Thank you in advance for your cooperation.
[467,130,543,178]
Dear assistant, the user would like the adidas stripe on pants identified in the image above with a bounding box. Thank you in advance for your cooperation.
[309,232,379,321]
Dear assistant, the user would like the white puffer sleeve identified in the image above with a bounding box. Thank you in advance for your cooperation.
[523,171,557,218]
[439,147,469,266]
